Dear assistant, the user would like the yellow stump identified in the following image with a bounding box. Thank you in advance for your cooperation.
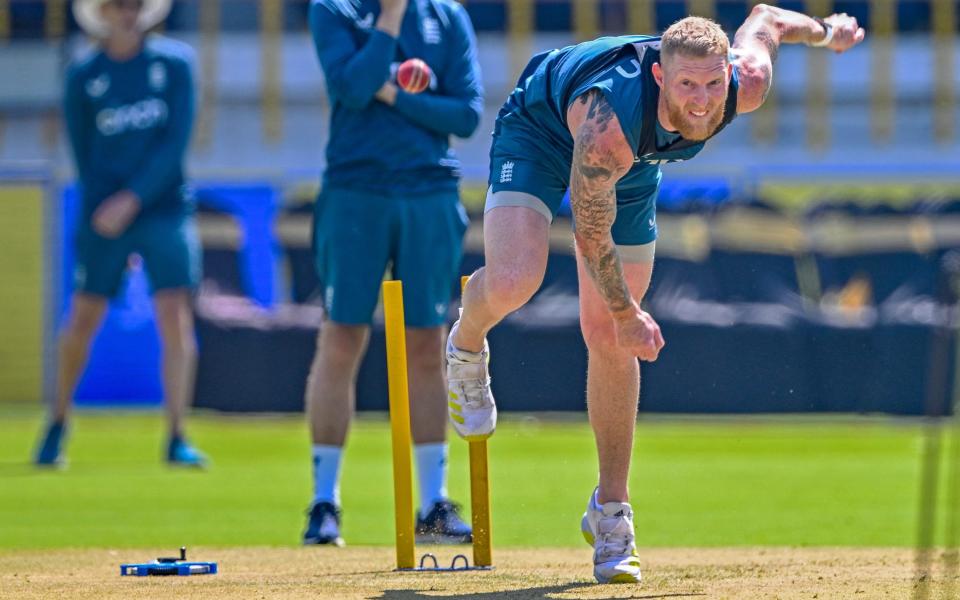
[462,275,493,567]
[469,441,492,566]
[383,281,415,570]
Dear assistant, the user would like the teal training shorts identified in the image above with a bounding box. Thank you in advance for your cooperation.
[74,212,200,298]
[487,123,661,248]
[312,186,468,327]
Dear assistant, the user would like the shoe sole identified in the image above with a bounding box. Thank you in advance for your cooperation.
[598,572,642,584]
[449,409,495,441]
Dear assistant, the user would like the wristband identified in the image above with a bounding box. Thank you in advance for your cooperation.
[808,17,834,47]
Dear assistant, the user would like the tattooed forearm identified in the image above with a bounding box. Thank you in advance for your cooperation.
[736,4,834,50]
[579,231,633,315]
[569,90,633,314]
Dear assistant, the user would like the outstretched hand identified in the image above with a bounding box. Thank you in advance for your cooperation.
[823,13,866,53]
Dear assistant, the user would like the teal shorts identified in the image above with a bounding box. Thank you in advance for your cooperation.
[313,186,468,327]
[74,213,201,298]
[487,124,661,250]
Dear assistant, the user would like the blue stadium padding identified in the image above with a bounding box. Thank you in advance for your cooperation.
[62,183,279,406]
[710,250,801,303]
[191,300,945,415]
[194,184,279,308]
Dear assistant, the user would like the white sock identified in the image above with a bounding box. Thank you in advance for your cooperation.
[447,322,483,361]
[312,444,343,507]
[415,442,449,515]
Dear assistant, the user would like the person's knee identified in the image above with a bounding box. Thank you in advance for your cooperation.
[153,295,196,354]
[63,299,105,341]
[484,264,543,312]
[405,329,444,372]
[161,331,197,359]
[317,322,369,368]
[581,315,625,358]
[158,317,196,359]
[65,314,99,341]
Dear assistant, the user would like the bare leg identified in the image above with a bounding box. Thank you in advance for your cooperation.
[407,326,447,444]
[576,245,653,504]
[307,322,369,446]
[453,206,550,352]
[153,289,197,437]
[52,293,109,422]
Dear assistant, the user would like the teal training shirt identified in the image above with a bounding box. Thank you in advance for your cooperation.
[494,35,738,194]
[64,35,195,221]
[310,0,484,194]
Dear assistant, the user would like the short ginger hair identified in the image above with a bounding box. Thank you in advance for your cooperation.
[661,17,730,63]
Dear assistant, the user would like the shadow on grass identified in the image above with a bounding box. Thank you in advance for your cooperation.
[372,583,706,599]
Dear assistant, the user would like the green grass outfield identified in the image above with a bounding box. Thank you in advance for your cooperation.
[0,408,940,549]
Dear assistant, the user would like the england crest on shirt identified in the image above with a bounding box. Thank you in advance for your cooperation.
[149,62,167,91]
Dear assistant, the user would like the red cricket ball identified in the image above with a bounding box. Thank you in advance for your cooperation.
[397,58,432,94]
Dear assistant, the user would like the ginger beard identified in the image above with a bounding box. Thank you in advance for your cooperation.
[660,82,727,141]
[656,53,731,142]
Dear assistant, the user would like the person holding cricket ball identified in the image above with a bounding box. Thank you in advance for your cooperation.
[302,0,484,546]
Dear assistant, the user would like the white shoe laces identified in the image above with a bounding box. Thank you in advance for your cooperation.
[449,351,491,409]
[595,513,634,562]
[459,375,490,409]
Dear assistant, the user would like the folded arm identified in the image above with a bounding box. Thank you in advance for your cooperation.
[310,1,404,110]
[377,4,483,138]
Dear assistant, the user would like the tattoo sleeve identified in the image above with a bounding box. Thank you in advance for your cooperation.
[751,28,779,63]
[570,90,633,315]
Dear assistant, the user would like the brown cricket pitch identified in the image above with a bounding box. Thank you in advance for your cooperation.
[0,546,953,599]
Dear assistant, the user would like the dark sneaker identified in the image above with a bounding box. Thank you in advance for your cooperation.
[34,421,66,467]
[303,501,345,546]
[416,499,473,544]
[166,436,209,468]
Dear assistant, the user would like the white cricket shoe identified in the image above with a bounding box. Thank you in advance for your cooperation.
[446,321,497,440]
[580,488,642,584]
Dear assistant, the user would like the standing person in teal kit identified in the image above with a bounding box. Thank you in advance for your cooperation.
[34,0,206,467]
[302,0,482,545]
[445,9,864,583]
